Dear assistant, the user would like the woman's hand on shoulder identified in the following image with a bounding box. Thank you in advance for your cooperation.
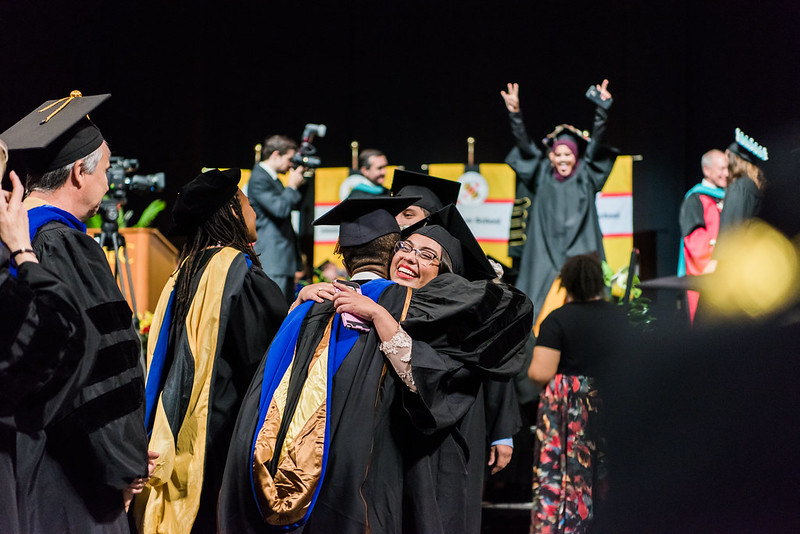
[289,282,335,311]
[331,281,383,321]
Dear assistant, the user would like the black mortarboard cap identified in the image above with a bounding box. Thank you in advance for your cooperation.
[390,169,462,213]
[171,168,241,235]
[0,91,110,173]
[406,204,496,281]
[313,196,421,247]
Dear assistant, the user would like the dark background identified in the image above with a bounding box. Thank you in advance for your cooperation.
[2,0,798,277]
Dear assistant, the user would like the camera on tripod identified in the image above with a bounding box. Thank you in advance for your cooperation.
[291,123,326,170]
[100,157,166,225]
[107,156,166,200]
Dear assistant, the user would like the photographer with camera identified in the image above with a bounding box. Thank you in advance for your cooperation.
[249,134,307,304]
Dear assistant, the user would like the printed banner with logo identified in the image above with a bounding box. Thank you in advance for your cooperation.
[241,158,633,274]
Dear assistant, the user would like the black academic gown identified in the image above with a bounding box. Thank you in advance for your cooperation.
[23,220,149,533]
[719,176,762,228]
[0,255,89,534]
[506,107,618,318]
[218,274,532,534]
[218,280,411,534]
[396,276,531,534]
[135,247,287,534]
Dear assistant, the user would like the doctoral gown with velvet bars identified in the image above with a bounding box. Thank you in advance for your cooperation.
[0,252,90,534]
[218,273,532,534]
[21,218,149,533]
[135,247,287,534]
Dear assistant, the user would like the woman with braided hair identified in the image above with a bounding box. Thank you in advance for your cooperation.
[134,168,288,534]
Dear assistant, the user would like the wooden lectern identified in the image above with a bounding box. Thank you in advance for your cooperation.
[100,227,179,317]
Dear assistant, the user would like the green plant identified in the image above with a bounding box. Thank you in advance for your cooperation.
[602,261,655,330]
[86,199,166,229]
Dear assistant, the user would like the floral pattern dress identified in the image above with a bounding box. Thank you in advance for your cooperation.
[531,374,603,534]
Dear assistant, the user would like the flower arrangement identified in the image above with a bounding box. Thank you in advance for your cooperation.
[602,261,654,330]
[138,310,154,355]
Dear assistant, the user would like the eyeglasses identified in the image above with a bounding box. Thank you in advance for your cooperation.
[394,241,440,266]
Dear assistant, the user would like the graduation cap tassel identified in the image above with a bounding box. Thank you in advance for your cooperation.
[38,90,84,124]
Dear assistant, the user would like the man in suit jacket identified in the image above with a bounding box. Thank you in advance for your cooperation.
[248,134,307,304]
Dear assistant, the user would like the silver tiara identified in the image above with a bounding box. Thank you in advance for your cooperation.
[735,128,769,161]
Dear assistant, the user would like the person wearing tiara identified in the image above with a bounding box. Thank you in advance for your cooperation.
[719,128,768,227]
[501,80,619,326]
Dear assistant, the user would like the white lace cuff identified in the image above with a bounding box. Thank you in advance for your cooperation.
[379,326,416,392]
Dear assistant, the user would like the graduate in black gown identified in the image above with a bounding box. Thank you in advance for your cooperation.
[0,149,90,533]
[719,128,767,228]
[391,172,523,527]
[501,80,618,324]
[217,195,421,534]
[363,206,529,534]
[134,169,288,534]
[2,92,151,533]
[219,196,531,534]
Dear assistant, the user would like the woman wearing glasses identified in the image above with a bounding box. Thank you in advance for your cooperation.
[295,205,532,533]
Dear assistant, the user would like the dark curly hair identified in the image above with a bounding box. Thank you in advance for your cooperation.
[559,253,605,302]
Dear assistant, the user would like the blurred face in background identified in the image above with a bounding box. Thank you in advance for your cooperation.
[361,155,388,185]
[549,144,577,177]
[703,152,729,188]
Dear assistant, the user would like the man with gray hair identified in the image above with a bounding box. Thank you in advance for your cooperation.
[1,92,150,533]
[678,148,728,321]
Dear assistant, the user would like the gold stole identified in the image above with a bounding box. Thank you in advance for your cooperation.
[252,285,412,526]
[135,247,240,534]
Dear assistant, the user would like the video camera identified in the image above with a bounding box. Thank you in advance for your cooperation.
[291,123,326,170]
[106,156,166,201]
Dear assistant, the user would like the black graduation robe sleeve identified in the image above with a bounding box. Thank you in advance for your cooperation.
[219,266,289,393]
[582,105,619,191]
[719,177,763,228]
[398,274,533,433]
[483,379,521,444]
[30,222,148,528]
[679,193,707,237]
[0,261,87,423]
[505,111,545,190]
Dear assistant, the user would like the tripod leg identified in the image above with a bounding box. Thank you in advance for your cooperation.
[111,233,127,300]
[120,243,140,331]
